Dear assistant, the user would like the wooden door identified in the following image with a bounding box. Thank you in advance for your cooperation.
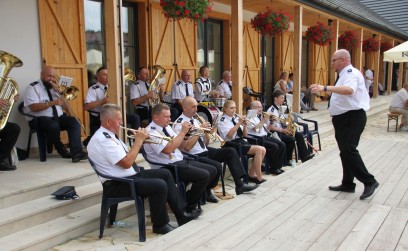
[308,43,329,86]
[38,0,87,139]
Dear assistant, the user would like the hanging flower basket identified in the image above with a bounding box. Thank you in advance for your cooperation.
[380,42,393,53]
[250,8,292,37]
[362,38,379,52]
[305,22,334,46]
[160,0,214,22]
[338,30,359,51]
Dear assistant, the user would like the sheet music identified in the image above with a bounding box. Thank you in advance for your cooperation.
[59,76,73,87]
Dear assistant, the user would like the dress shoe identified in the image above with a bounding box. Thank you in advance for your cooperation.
[270,169,283,175]
[235,183,259,195]
[301,154,315,163]
[58,149,72,159]
[152,224,175,235]
[177,211,200,226]
[360,181,379,200]
[311,107,318,111]
[248,176,267,184]
[0,162,16,171]
[72,151,88,163]
[328,184,355,193]
[186,204,203,216]
[206,190,219,203]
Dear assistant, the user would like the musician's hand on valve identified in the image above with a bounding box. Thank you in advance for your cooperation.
[180,122,193,135]
[134,127,149,142]
[201,121,211,129]
[282,128,291,135]
[101,96,109,105]
[0,99,7,109]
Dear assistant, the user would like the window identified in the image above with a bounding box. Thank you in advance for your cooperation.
[122,3,139,71]
[261,36,275,106]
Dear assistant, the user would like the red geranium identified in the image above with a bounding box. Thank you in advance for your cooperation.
[250,7,292,37]
[380,42,393,53]
[362,38,380,52]
[160,0,213,22]
[305,22,334,46]
[338,30,360,51]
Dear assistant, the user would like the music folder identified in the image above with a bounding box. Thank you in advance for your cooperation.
[59,76,73,88]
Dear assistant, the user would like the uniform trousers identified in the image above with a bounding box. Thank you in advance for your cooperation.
[196,147,246,187]
[170,159,212,206]
[102,168,185,227]
[263,137,285,170]
[279,131,309,161]
[332,109,376,188]
[31,114,82,154]
[0,122,20,160]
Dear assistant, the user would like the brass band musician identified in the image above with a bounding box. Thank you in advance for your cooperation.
[194,66,218,102]
[0,96,20,171]
[216,71,232,99]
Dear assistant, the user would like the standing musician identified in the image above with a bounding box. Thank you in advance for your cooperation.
[143,103,213,214]
[174,97,259,196]
[23,66,87,163]
[83,66,140,145]
[247,100,286,175]
[216,71,233,99]
[87,104,200,234]
[217,100,266,184]
[194,66,218,102]
[171,69,194,120]
[0,96,20,171]
[266,90,314,164]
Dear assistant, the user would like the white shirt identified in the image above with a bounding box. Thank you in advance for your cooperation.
[267,105,285,129]
[23,80,63,120]
[87,127,136,183]
[173,113,207,155]
[171,80,194,102]
[84,82,108,115]
[143,122,184,168]
[329,65,370,116]
[194,77,212,102]
[364,69,374,91]
[130,80,150,107]
[247,115,268,137]
[390,88,408,108]
[274,80,286,92]
[216,80,232,99]
[217,114,244,141]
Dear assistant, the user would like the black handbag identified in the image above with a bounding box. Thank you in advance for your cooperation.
[51,186,79,200]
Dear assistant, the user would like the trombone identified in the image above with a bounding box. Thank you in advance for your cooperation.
[120,126,173,144]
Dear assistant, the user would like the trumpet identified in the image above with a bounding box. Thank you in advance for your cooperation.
[262,112,287,124]
[193,113,226,146]
[233,113,258,127]
[120,126,173,144]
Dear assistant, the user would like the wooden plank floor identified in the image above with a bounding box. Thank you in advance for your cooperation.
[139,100,408,251]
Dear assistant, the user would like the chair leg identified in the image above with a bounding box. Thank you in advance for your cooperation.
[37,130,47,162]
[109,204,119,225]
[99,198,109,239]
[317,133,321,150]
[242,155,248,183]
[135,197,146,242]
[221,162,226,196]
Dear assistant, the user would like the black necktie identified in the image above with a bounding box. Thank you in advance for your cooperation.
[328,75,340,108]
[191,119,205,149]
[145,82,149,91]
[185,84,190,96]
[104,86,107,94]
[46,88,58,118]
[115,134,140,172]
[257,114,262,120]
[162,127,171,137]
[228,83,232,92]
[232,118,243,138]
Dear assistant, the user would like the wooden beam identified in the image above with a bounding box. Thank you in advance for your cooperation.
[387,40,394,95]
[398,62,403,90]
[373,34,381,98]
[329,19,339,86]
[292,6,303,113]
[138,2,149,67]
[231,0,243,113]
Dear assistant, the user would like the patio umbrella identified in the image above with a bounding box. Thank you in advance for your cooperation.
[383,41,408,62]
[86,49,102,65]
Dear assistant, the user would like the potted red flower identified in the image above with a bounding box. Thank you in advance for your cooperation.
[380,42,393,53]
[250,7,292,37]
[362,38,379,52]
[160,0,214,22]
[305,22,334,46]
[338,30,359,51]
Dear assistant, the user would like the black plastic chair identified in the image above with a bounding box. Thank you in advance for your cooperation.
[292,112,320,152]
[88,158,146,242]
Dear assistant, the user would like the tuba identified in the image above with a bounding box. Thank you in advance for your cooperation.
[148,65,166,107]
[0,50,23,130]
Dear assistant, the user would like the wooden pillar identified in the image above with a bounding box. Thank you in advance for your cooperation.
[292,6,303,113]
[373,34,381,98]
[231,0,243,112]
[223,20,231,71]
[386,39,394,95]
[138,2,149,67]
[398,62,403,90]
[355,28,363,71]
[104,0,121,106]
[329,19,339,86]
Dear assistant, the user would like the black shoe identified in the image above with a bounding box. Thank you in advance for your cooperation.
[206,190,219,203]
[328,184,355,193]
[152,224,175,235]
[82,136,91,147]
[248,176,266,184]
[235,183,259,195]
[186,205,203,216]
[360,181,379,200]
[72,151,88,163]
[58,149,72,159]
[0,162,16,171]
[302,154,315,163]
[270,169,283,175]
[283,162,291,167]
[177,211,200,226]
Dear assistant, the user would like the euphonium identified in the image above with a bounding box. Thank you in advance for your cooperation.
[148,65,166,107]
[0,50,23,130]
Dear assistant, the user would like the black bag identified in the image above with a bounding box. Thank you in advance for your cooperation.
[51,186,79,200]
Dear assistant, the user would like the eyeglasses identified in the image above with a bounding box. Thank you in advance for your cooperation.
[331,58,343,63]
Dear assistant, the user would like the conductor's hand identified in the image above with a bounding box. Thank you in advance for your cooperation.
[310,84,323,94]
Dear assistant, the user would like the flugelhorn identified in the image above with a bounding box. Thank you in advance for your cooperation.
[120,126,173,144]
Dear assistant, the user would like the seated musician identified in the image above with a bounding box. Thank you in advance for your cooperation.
[23,66,87,163]
[217,100,266,184]
[247,100,286,175]
[171,69,194,120]
[173,97,258,196]
[194,66,218,102]
[266,90,315,163]
[389,83,408,131]
[143,103,214,214]
[216,71,232,99]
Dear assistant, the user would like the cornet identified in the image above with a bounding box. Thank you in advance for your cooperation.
[262,111,286,124]
[120,126,173,144]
